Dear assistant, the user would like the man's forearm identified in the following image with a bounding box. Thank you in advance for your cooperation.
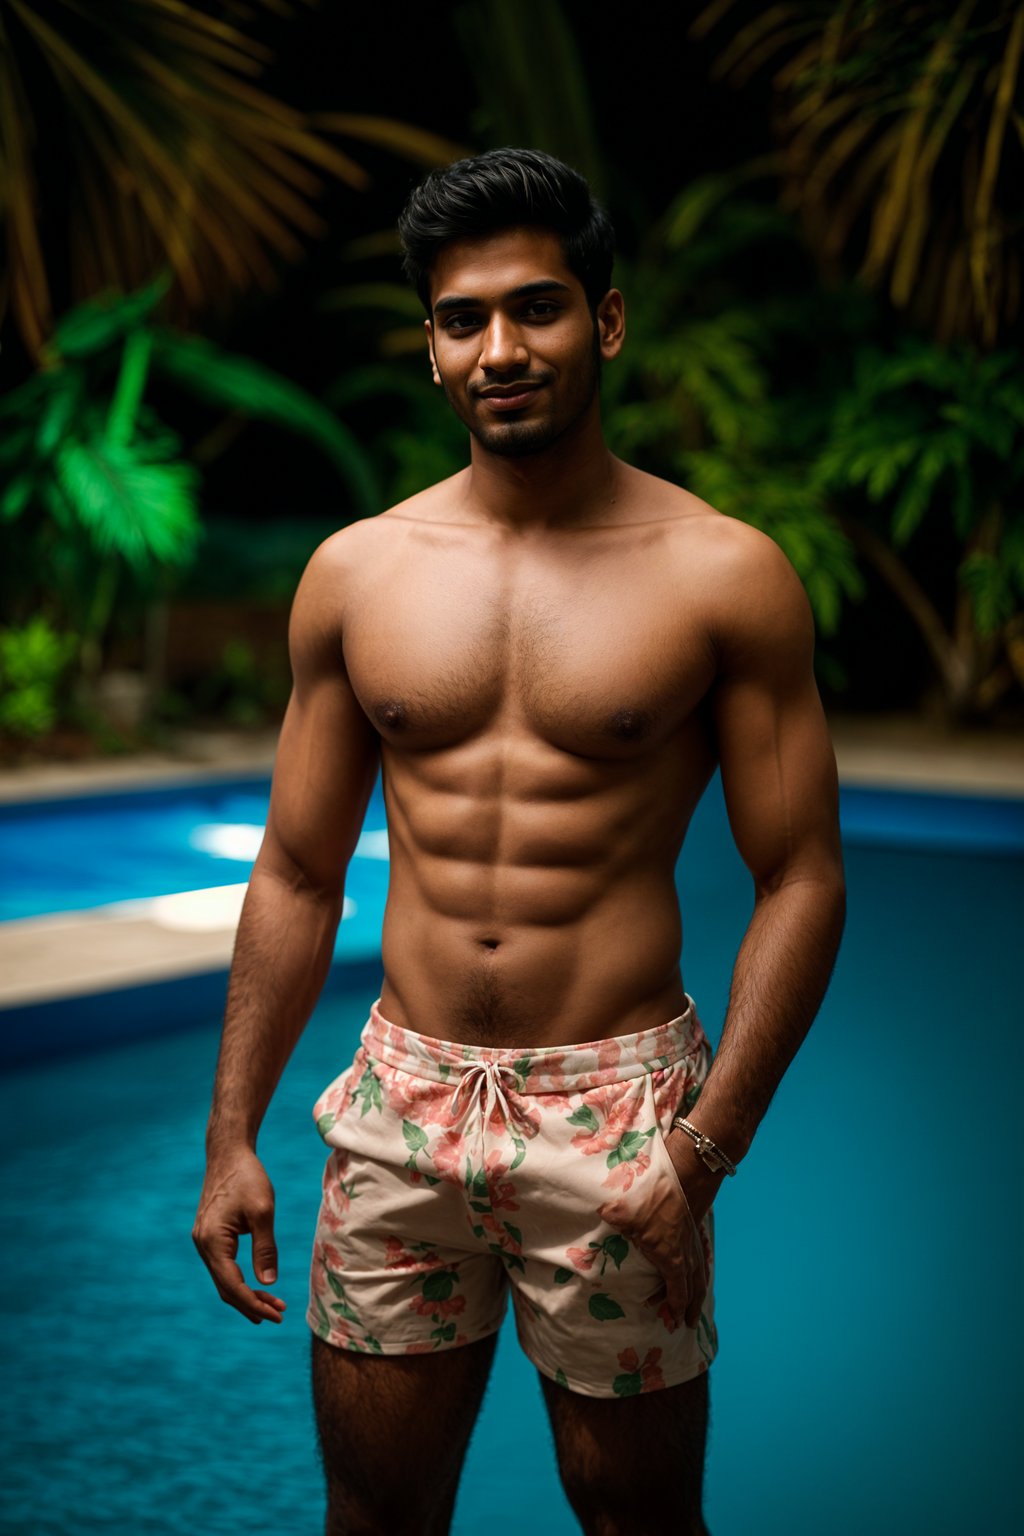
[685,869,846,1164]
[204,863,344,1155]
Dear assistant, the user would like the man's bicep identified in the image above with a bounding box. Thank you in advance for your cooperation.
[711,546,842,891]
[260,543,380,898]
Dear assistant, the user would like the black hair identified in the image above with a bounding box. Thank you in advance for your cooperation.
[397,147,615,315]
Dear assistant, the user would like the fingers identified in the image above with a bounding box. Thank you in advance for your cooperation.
[194,1156,287,1325]
[627,1208,708,1329]
[207,1248,287,1325]
[250,1207,280,1289]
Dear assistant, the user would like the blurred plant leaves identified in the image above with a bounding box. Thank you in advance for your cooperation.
[149,329,380,513]
[692,0,1024,349]
[0,0,460,356]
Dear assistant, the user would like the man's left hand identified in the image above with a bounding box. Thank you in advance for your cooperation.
[599,1128,722,1329]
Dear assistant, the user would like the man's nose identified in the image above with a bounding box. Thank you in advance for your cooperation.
[478,315,528,373]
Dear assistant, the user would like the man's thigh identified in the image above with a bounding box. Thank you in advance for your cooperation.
[312,1329,500,1536]
[538,1366,709,1536]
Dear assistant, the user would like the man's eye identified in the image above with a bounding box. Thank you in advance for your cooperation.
[445,314,480,332]
[525,302,559,318]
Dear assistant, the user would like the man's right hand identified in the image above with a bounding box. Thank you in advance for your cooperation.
[192,1148,288,1325]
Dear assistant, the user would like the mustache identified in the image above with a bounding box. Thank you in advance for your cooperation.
[471,376,549,398]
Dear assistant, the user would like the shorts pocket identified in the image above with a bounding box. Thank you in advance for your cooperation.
[312,1049,366,1145]
[643,1069,694,1208]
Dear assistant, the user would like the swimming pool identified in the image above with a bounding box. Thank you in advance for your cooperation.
[1,777,1021,1534]
[1,772,1021,923]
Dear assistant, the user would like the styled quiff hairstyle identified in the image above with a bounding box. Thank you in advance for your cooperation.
[398,147,615,315]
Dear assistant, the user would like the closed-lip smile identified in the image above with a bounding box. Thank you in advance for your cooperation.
[477,383,543,409]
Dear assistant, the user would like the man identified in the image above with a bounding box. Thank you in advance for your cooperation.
[193,148,845,1536]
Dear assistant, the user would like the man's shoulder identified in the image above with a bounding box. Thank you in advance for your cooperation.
[642,480,795,584]
[305,473,470,572]
[644,483,810,652]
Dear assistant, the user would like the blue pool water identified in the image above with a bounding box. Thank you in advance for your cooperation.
[1,777,1022,1534]
[1,774,1022,924]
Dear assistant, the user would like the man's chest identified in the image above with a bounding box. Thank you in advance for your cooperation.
[341,536,717,756]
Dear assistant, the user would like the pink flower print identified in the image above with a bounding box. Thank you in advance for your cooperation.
[384,1236,439,1271]
[615,1346,666,1393]
[480,1210,523,1262]
[508,1097,543,1141]
[372,1062,423,1121]
[488,1176,520,1212]
[566,1244,600,1274]
[408,1292,467,1320]
[650,1294,682,1334]
[596,1037,623,1072]
[317,1241,346,1274]
[430,1129,470,1183]
[482,1151,520,1211]
[600,1145,654,1193]
[570,1082,637,1155]
[542,1091,575,1114]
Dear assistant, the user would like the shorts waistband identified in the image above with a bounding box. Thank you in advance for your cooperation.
[360,996,708,1094]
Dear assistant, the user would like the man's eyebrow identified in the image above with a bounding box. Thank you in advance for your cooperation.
[433,279,572,314]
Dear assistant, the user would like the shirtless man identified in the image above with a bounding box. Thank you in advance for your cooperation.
[193,148,846,1536]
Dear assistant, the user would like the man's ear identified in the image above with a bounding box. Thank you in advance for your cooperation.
[596,289,625,361]
[425,319,441,386]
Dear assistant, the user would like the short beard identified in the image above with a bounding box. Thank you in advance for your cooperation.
[442,324,603,460]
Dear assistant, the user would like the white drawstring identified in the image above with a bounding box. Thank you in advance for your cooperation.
[451,1059,515,1127]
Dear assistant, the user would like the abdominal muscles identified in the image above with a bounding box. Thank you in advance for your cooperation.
[376,731,703,1045]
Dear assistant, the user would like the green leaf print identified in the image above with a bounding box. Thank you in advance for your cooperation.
[316,1112,336,1136]
[607,1129,651,1168]
[469,1200,491,1214]
[424,1173,442,1186]
[683,1082,703,1112]
[553,1268,573,1285]
[353,1064,383,1117]
[432,1321,458,1342]
[503,1222,523,1245]
[513,1057,532,1083]
[554,1368,569,1388]
[330,1299,361,1324]
[588,1293,626,1322]
[365,1335,383,1353]
[326,1272,349,1299]
[612,1371,644,1397]
[697,1312,717,1364]
[602,1235,629,1270]
[422,1270,457,1302]
[402,1120,428,1151]
[509,1137,526,1173]
[567,1105,599,1132]
[471,1167,490,1200]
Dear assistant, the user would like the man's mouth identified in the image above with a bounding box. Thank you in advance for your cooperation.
[477,384,543,412]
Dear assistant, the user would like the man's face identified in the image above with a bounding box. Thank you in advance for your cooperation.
[425,227,624,459]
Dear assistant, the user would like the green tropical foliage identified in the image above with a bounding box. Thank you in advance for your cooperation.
[0,0,463,357]
[0,274,378,691]
[601,169,866,638]
[692,0,1024,349]
[816,338,1024,714]
[0,616,77,737]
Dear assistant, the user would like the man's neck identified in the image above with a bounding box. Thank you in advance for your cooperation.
[460,410,624,533]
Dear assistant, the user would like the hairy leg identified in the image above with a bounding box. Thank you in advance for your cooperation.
[538,1367,710,1536]
[312,1329,499,1536]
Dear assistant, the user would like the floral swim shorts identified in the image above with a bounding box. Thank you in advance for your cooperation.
[307,995,718,1398]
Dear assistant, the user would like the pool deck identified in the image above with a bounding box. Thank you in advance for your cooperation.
[1,715,1021,1014]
